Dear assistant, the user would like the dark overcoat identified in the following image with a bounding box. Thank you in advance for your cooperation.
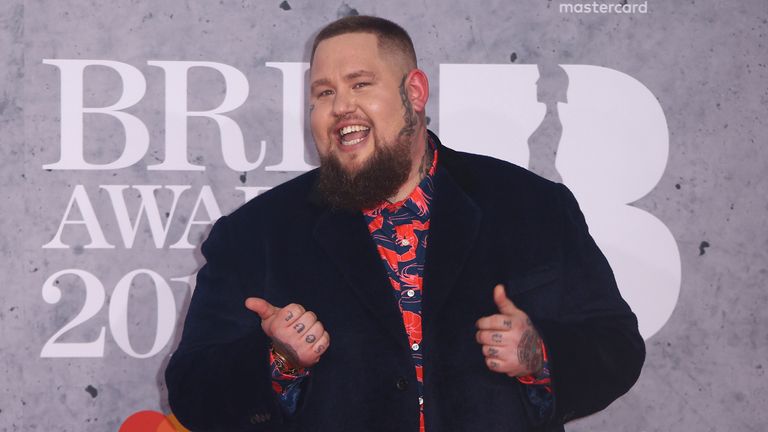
[166,132,645,431]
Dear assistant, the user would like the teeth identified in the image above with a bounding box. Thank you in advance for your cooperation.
[339,125,370,136]
[341,137,365,146]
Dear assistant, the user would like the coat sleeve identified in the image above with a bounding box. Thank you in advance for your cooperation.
[165,215,286,431]
[533,184,646,425]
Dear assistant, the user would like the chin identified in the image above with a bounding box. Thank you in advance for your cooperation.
[337,159,367,177]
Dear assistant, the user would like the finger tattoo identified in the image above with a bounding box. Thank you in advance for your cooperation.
[492,333,502,343]
[489,360,499,369]
[503,319,512,329]
[294,323,305,333]
[488,347,499,357]
[285,311,293,321]
[315,344,325,353]
[305,334,316,343]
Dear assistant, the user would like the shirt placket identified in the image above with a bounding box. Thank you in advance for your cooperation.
[380,208,426,431]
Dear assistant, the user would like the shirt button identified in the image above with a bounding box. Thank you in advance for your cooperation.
[419,397,424,405]
[411,343,420,351]
[395,377,409,391]
[406,289,415,297]
[401,238,410,246]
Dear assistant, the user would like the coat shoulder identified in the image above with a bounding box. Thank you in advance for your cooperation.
[441,147,564,207]
[225,169,320,227]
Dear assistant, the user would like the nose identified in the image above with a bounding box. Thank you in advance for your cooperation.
[331,88,355,117]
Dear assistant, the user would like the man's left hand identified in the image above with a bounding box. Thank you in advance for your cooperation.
[475,284,544,377]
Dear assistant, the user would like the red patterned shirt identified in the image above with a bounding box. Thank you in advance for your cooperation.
[362,145,437,432]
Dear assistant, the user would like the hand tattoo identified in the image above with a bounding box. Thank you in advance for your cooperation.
[503,319,512,329]
[305,334,316,343]
[294,323,305,333]
[492,333,502,343]
[285,311,293,321]
[517,318,543,374]
[488,347,499,357]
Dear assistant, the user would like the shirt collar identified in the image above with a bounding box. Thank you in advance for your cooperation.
[364,137,438,221]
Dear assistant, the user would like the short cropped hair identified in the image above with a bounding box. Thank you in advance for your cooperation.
[310,16,417,68]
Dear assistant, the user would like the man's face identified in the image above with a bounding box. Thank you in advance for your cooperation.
[309,32,413,175]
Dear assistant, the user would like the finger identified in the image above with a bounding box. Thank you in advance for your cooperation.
[277,303,306,326]
[485,356,508,373]
[291,311,317,335]
[313,331,330,355]
[493,284,521,315]
[244,297,279,321]
[476,314,516,330]
[476,330,507,346]
[302,321,325,346]
[483,345,504,358]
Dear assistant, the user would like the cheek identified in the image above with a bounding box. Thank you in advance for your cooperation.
[367,93,404,127]
[310,109,331,151]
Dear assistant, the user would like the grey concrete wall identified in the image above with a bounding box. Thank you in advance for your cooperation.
[1,0,766,431]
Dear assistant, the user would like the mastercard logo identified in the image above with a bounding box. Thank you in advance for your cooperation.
[119,411,189,432]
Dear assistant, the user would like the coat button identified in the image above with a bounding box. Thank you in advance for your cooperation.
[395,377,409,391]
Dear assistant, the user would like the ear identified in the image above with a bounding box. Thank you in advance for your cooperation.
[405,68,429,113]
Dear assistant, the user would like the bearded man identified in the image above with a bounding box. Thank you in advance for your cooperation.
[166,16,645,432]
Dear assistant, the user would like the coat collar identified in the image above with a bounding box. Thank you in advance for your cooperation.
[311,130,482,344]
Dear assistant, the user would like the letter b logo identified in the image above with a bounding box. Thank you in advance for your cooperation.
[440,64,680,340]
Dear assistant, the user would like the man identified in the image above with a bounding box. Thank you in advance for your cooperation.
[166,16,645,432]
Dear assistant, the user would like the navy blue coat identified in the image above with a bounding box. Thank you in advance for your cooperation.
[166,132,645,431]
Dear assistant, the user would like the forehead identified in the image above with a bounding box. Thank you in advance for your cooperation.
[310,33,389,79]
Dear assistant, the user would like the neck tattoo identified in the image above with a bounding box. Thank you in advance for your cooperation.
[418,136,433,180]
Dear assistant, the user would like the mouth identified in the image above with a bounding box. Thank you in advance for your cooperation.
[337,124,371,147]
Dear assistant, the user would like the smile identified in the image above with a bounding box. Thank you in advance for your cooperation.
[339,125,370,146]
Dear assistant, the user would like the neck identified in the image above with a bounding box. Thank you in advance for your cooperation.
[387,128,431,203]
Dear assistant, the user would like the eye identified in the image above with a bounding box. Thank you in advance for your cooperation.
[353,82,371,89]
[317,89,334,97]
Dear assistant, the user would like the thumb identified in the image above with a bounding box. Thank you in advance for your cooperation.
[245,297,279,321]
[493,284,520,315]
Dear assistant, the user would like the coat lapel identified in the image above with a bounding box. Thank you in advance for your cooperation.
[313,208,410,349]
[422,153,482,328]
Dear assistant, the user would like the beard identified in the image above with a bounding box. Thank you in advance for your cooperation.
[315,133,413,211]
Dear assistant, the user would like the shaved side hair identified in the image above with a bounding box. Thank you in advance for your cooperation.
[310,15,417,69]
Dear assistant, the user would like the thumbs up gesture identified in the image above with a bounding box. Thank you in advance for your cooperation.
[475,284,544,377]
[245,298,330,369]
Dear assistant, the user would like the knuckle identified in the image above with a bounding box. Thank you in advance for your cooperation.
[312,322,325,335]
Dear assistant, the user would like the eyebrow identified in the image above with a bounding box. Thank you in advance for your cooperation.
[311,70,377,90]
[346,70,376,81]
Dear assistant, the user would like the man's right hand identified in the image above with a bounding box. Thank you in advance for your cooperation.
[245,298,330,369]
